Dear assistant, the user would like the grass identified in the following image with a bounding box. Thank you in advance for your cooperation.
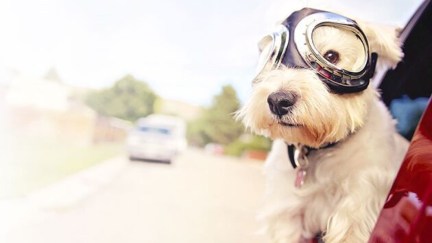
[0,136,124,198]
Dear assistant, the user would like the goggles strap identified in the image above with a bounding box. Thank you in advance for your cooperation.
[368,52,379,79]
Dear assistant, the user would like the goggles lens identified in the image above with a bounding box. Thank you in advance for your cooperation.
[311,25,368,73]
[255,25,289,81]
[255,35,276,77]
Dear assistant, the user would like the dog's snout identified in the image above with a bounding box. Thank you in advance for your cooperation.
[267,91,297,117]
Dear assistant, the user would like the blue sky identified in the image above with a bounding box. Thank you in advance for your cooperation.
[0,0,424,106]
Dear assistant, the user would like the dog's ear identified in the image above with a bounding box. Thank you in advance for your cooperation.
[358,21,404,69]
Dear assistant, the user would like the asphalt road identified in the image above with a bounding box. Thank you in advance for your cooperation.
[3,148,268,243]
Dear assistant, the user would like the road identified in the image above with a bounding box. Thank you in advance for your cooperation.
[3,148,269,243]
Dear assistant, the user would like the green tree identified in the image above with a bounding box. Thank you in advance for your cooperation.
[188,85,244,146]
[85,75,157,121]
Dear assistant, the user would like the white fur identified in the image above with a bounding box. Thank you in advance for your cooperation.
[237,12,408,243]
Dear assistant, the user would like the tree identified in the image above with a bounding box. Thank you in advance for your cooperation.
[188,85,244,146]
[85,75,157,121]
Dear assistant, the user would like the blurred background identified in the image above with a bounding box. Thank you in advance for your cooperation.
[0,0,426,243]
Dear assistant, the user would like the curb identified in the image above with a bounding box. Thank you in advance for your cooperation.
[0,155,128,236]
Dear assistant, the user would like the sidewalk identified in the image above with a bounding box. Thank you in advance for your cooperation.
[0,155,128,237]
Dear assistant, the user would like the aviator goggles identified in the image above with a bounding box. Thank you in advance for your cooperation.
[255,8,378,94]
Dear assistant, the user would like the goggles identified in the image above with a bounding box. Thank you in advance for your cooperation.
[255,8,378,94]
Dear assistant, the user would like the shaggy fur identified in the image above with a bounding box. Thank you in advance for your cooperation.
[237,11,409,243]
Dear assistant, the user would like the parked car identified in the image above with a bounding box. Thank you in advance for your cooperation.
[126,114,187,163]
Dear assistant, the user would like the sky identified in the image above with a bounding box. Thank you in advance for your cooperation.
[0,0,424,106]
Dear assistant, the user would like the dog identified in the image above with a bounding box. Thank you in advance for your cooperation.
[237,8,409,243]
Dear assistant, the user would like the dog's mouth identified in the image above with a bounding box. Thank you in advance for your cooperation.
[278,121,302,127]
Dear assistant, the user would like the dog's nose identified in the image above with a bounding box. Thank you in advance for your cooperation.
[267,91,297,117]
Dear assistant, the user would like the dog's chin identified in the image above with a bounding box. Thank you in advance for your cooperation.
[269,119,335,148]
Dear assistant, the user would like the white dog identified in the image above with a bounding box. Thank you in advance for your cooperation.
[237,8,409,243]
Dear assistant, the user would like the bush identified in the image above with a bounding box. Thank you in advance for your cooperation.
[224,134,271,157]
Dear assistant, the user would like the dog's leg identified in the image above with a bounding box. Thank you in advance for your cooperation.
[324,210,371,243]
[261,140,309,242]
[265,212,305,243]
[261,140,321,242]
[323,173,391,243]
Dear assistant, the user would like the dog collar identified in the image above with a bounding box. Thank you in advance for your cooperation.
[287,143,337,188]
[287,143,337,169]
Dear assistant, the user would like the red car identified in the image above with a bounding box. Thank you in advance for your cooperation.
[368,1,432,241]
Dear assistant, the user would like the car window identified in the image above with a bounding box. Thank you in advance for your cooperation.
[138,126,172,135]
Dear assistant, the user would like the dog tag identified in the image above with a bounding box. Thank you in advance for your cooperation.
[295,169,307,188]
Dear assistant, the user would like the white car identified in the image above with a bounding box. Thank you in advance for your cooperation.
[127,115,187,163]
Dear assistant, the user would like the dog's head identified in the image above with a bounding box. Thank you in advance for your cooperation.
[238,8,403,148]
